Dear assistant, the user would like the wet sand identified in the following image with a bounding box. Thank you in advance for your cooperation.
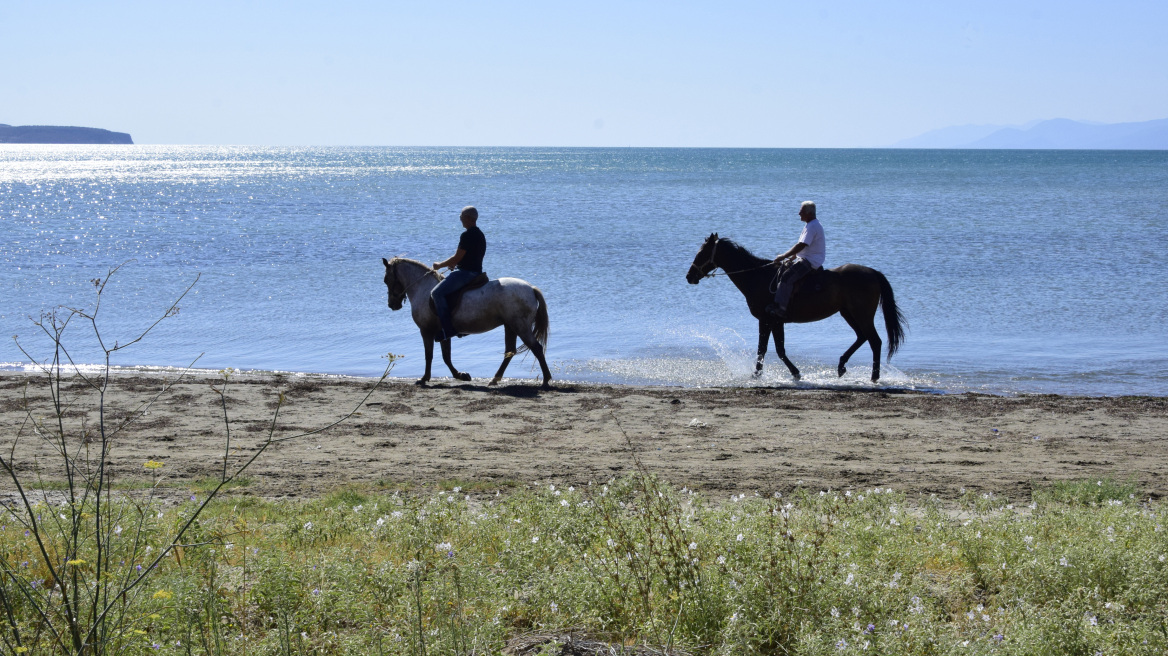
[2,372,1166,500]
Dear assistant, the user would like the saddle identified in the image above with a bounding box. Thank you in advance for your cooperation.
[428,272,489,314]
[774,263,828,297]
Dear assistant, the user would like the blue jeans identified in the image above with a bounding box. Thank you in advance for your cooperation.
[431,269,479,337]
[773,259,814,312]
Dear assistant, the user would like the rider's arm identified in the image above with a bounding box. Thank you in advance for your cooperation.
[433,248,467,271]
[773,241,807,264]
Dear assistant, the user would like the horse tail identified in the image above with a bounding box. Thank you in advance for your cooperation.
[877,271,906,361]
[532,286,550,348]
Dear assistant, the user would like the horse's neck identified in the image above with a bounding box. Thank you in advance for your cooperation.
[716,243,766,274]
[717,245,771,297]
[398,261,439,302]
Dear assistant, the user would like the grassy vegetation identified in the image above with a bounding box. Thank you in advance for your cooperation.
[3,476,1165,655]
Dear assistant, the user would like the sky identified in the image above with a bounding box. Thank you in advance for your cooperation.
[2,1,1166,147]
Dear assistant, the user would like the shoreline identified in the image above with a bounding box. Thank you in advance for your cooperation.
[6,363,1160,399]
[3,371,1166,500]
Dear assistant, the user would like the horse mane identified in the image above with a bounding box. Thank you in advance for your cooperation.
[716,238,770,269]
[388,256,424,268]
[387,256,444,281]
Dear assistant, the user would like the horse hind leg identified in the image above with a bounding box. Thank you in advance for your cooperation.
[837,309,865,378]
[441,337,472,382]
[516,325,553,389]
[867,330,883,382]
[839,308,881,382]
[490,326,519,386]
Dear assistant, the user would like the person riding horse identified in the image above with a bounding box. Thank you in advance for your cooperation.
[766,201,825,322]
[431,206,487,342]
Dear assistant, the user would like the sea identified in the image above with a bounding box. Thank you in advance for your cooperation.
[2,146,1166,396]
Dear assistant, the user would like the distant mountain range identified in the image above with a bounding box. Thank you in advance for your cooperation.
[893,118,1168,150]
[0,124,133,144]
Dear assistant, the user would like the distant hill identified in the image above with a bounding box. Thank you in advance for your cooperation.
[0,124,133,144]
[893,118,1168,150]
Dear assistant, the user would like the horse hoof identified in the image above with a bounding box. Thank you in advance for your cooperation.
[415,378,429,386]
[838,364,847,377]
[752,369,763,379]
[457,372,472,382]
[488,377,500,386]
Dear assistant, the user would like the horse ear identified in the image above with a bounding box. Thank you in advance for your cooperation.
[382,257,390,268]
[712,232,719,240]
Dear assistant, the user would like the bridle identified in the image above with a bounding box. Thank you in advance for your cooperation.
[689,238,720,279]
[387,260,439,302]
[690,238,777,279]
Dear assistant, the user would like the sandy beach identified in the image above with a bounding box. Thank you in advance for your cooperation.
[2,371,1166,501]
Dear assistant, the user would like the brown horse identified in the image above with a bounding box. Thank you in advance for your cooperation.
[686,233,905,382]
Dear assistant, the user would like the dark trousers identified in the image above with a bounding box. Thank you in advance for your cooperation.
[431,269,479,336]
[773,259,815,311]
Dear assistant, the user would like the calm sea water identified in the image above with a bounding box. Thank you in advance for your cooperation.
[2,146,1166,396]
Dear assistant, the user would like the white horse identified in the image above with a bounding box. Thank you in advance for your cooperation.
[382,257,552,388]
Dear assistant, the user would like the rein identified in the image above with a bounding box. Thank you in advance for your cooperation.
[691,238,777,279]
[391,262,440,299]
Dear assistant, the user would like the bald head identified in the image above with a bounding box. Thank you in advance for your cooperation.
[459,205,478,228]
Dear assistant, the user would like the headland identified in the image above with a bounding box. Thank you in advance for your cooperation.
[0,124,133,144]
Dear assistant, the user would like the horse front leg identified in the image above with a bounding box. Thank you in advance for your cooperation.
[490,326,518,386]
[441,338,472,382]
[753,321,769,378]
[418,333,435,385]
[772,322,800,381]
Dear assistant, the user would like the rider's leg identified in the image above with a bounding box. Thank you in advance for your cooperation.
[767,260,811,317]
[430,270,476,340]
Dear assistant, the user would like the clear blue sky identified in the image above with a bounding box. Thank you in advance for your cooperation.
[2,1,1165,146]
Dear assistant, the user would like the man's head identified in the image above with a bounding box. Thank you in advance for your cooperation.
[799,201,816,222]
[460,205,478,228]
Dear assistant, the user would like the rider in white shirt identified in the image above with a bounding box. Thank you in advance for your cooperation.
[766,201,825,321]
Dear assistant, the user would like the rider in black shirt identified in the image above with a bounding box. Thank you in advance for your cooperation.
[431,206,486,341]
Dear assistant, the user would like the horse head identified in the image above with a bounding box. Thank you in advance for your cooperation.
[383,257,406,310]
[686,232,719,284]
